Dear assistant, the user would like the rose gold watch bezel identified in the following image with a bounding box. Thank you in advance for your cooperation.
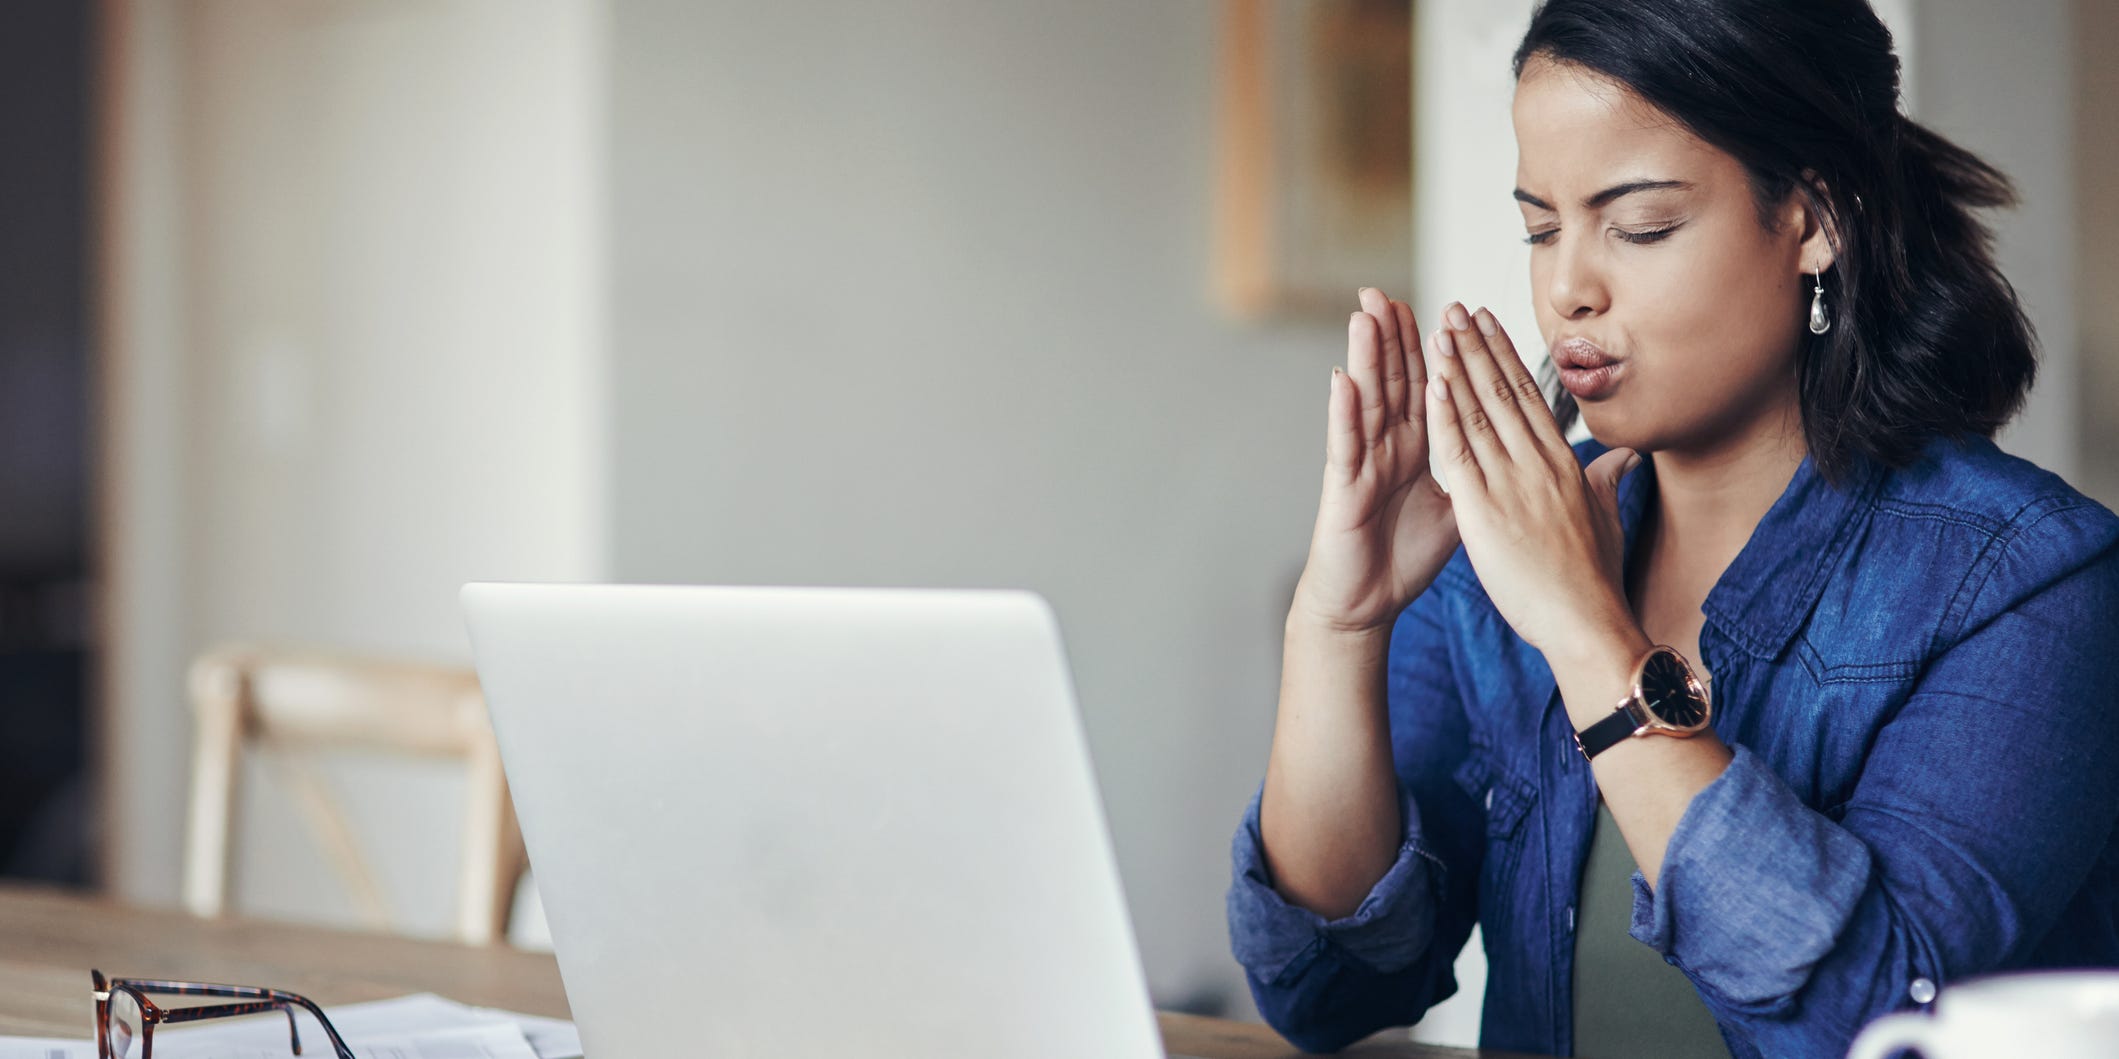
[1620,644,1712,738]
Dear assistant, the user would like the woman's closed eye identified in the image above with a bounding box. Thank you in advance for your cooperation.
[1522,222,1684,246]
[1616,223,1681,244]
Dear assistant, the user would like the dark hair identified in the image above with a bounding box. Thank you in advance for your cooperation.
[1513,0,2035,483]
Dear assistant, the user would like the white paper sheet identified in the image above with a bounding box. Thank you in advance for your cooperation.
[0,1038,94,1059]
[0,1027,534,1059]
[465,1004,581,1059]
[157,1022,536,1059]
[316,994,581,1059]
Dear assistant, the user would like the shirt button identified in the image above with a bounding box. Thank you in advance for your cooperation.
[1485,789,1495,810]
[1566,905,1576,932]
[1909,977,1937,1004]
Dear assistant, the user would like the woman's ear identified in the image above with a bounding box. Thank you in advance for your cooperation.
[1793,168,1841,275]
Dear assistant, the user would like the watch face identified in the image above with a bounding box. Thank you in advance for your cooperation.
[1640,649,1708,729]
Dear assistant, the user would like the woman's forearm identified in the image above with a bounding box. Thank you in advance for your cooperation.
[1257,614,1404,920]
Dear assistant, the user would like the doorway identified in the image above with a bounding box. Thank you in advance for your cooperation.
[0,0,94,888]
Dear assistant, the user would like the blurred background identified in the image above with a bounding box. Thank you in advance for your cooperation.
[2,0,2111,1047]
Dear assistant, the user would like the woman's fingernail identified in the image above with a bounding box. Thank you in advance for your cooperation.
[1625,451,1643,475]
[1474,307,1498,337]
[1446,302,1471,330]
[1430,377,1449,401]
[1433,329,1457,358]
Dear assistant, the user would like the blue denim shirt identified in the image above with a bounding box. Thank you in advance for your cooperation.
[1227,434,2119,1057]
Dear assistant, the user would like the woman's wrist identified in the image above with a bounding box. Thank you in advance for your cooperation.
[1282,610,1395,670]
[1546,618,1657,731]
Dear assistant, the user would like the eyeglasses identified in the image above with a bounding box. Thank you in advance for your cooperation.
[90,970,357,1059]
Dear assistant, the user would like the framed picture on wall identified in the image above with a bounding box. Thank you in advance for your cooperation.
[1212,0,1415,320]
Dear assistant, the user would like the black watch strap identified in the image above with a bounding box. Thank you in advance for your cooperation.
[1574,706,1640,760]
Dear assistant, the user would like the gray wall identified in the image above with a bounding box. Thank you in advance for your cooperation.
[1917,0,2080,479]
[2078,0,2119,507]
[605,0,1343,1012]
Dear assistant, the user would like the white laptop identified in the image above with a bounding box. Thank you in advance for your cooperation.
[461,583,1170,1058]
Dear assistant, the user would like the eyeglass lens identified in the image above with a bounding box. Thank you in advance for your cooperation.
[105,988,143,1059]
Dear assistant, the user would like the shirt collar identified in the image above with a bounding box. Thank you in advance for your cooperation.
[1607,439,1883,661]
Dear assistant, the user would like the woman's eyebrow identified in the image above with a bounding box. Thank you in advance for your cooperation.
[1512,179,1694,210]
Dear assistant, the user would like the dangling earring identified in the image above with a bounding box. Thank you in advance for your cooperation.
[1808,267,1831,335]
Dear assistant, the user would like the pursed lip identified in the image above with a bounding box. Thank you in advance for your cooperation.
[1552,336,1620,370]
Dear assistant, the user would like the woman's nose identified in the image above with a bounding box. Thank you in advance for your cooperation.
[1545,241,1611,320]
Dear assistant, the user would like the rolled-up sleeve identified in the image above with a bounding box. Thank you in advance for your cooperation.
[1627,505,2119,1055]
[1626,745,1872,1000]
[1228,781,1443,981]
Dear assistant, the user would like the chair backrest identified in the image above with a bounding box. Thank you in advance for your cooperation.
[182,644,527,945]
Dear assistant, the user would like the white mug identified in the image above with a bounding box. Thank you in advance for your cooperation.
[1845,971,2119,1059]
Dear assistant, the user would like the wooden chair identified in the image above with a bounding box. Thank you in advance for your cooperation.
[181,644,528,945]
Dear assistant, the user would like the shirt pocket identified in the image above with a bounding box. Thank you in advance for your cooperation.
[1452,742,1538,891]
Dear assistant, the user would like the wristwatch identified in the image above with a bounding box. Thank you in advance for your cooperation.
[1573,645,1712,760]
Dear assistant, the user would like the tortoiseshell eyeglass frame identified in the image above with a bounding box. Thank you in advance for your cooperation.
[90,969,357,1059]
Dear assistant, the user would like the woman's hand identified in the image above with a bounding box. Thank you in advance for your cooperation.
[1421,302,1644,661]
[1288,288,1463,635]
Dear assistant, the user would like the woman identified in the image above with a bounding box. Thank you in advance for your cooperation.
[1225,1,2119,1056]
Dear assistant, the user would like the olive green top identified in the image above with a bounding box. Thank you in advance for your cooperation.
[1572,800,1731,1059]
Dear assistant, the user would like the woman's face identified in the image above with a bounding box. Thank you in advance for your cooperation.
[1510,55,1828,457]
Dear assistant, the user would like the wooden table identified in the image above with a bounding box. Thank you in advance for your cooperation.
[0,885,1523,1057]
